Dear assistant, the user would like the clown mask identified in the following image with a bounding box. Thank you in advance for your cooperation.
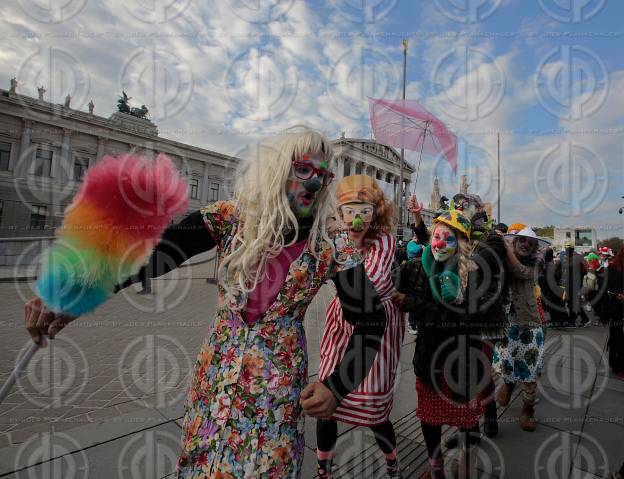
[340,202,375,242]
[431,224,458,262]
[286,154,333,218]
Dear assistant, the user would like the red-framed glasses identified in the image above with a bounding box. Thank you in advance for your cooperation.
[292,160,335,185]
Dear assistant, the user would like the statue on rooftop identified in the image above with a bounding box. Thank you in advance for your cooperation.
[117,91,131,114]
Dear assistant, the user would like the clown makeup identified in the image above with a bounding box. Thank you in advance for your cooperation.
[340,202,375,246]
[431,224,458,262]
[286,154,332,219]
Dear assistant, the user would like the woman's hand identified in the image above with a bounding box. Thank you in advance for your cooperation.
[300,382,337,418]
[391,291,405,308]
[408,195,423,224]
[24,297,77,345]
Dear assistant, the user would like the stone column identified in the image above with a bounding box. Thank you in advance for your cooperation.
[201,162,210,204]
[96,137,105,162]
[18,120,33,177]
[349,160,356,176]
[58,128,71,180]
[335,156,344,182]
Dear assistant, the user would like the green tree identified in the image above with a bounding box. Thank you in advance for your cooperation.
[598,237,623,252]
[534,225,554,238]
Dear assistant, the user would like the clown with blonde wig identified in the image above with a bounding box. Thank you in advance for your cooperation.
[316,175,403,478]
[24,129,391,478]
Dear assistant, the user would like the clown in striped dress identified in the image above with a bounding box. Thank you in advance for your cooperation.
[315,175,404,479]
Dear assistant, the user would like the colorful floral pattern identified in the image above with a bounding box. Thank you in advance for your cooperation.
[176,201,362,478]
[493,325,545,383]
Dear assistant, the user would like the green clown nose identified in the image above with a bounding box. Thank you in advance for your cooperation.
[351,216,364,231]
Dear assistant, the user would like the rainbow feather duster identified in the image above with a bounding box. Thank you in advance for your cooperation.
[36,153,189,316]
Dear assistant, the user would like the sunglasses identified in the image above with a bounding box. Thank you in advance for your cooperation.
[292,160,335,186]
[341,205,375,222]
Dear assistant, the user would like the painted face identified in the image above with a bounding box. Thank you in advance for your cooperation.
[431,224,458,262]
[340,202,375,242]
[286,154,332,218]
[513,236,538,257]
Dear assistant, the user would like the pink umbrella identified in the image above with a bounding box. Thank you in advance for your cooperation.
[368,98,458,177]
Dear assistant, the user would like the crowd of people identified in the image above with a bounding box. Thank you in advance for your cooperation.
[23,129,623,479]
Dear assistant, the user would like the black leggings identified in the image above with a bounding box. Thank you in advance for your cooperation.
[317,419,397,455]
[609,323,624,374]
[421,422,480,459]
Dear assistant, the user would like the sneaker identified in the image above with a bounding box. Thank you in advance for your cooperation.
[407,325,418,335]
[317,459,333,479]
[386,458,402,478]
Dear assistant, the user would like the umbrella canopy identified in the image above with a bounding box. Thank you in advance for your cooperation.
[368,97,458,172]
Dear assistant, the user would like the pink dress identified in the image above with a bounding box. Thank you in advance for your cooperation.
[318,233,404,426]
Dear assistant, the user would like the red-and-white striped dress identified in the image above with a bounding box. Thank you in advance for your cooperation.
[318,232,404,426]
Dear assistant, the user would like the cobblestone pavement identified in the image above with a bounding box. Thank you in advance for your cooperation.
[0,263,623,478]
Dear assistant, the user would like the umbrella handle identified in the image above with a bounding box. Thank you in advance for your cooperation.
[0,337,46,405]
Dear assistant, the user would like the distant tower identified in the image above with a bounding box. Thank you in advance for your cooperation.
[460,174,468,194]
[429,176,441,209]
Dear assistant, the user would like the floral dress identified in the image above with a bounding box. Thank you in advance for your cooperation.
[493,258,546,384]
[176,201,362,478]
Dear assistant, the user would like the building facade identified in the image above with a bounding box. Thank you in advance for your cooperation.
[0,87,239,266]
[0,88,239,237]
[553,227,597,254]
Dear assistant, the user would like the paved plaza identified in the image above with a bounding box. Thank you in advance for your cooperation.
[0,261,623,478]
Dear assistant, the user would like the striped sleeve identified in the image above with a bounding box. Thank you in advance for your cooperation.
[364,233,397,298]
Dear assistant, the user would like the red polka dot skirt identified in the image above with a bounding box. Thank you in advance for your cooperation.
[415,377,486,429]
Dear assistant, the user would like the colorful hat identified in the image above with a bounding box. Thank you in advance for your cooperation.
[505,226,551,247]
[507,223,526,234]
[598,246,614,257]
[432,208,472,238]
[335,175,380,207]
[585,252,600,262]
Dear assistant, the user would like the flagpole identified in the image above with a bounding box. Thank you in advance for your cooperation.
[399,38,408,239]
[497,132,501,224]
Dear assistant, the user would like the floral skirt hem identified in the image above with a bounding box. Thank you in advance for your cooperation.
[493,325,545,383]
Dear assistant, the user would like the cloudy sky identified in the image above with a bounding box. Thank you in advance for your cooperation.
[2,0,623,237]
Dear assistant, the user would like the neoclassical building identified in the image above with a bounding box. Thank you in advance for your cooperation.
[0,88,239,236]
[0,86,239,266]
[331,134,414,224]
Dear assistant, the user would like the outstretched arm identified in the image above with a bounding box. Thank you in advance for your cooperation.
[115,210,216,291]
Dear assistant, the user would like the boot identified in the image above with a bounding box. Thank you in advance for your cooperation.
[520,401,537,432]
[418,459,444,479]
[483,402,498,438]
[495,383,513,407]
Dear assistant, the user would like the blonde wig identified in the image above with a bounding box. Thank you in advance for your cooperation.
[220,129,335,294]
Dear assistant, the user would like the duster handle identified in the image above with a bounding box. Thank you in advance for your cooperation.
[0,337,45,404]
